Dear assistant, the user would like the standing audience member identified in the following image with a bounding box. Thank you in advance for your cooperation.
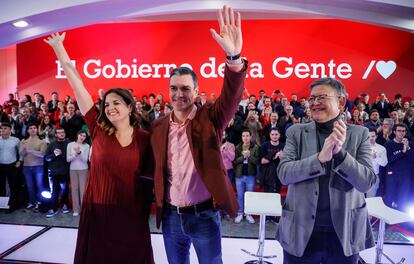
[259,128,284,194]
[221,138,236,185]
[384,124,414,210]
[377,118,395,145]
[38,115,56,144]
[60,103,85,141]
[47,92,60,113]
[233,129,260,224]
[19,123,47,209]
[366,129,388,197]
[67,130,90,216]
[44,128,70,217]
[244,110,262,145]
[3,93,19,115]
[0,122,21,213]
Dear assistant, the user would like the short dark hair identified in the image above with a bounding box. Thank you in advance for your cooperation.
[27,122,38,129]
[310,77,346,97]
[370,109,379,115]
[242,129,251,135]
[169,67,198,89]
[1,122,11,128]
[393,123,408,132]
[269,127,281,135]
[368,128,377,135]
[55,127,65,133]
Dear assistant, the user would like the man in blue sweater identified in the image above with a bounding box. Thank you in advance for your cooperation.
[384,123,414,211]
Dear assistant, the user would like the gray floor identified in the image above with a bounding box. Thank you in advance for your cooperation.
[0,208,278,239]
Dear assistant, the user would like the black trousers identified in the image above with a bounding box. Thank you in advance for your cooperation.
[48,173,69,210]
[0,163,19,209]
[283,227,359,264]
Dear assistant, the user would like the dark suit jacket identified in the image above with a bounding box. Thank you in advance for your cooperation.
[149,111,165,123]
[151,62,247,228]
[372,101,390,119]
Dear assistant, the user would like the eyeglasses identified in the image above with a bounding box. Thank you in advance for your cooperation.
[308,94,339,104]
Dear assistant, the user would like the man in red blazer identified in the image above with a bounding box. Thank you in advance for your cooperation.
[150,5,247,264]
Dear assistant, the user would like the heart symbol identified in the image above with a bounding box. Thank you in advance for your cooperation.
[375,60,396,79]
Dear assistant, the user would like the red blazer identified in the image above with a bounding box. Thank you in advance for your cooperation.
[151,62,247,228]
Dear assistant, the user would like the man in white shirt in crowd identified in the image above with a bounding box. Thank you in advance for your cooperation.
[0,122,21,213]
[366,128,388,197]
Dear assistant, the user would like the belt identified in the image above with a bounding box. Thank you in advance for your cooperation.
[166,199,214,215]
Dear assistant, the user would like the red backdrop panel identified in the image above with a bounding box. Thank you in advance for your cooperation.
[17,19,414,101]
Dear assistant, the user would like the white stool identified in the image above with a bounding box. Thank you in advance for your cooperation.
[0,197,10,209]
[242,192,282,264]
[366,197,413,264]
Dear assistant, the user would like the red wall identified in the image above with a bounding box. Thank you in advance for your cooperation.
[16,19,414,102]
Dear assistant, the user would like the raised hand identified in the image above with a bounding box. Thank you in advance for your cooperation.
[210,5,242,56]
[43,32,66,49]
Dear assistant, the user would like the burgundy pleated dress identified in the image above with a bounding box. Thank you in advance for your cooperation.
[74,107,154,264]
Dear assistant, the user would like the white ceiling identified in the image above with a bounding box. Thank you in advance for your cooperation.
[0,0,413,48]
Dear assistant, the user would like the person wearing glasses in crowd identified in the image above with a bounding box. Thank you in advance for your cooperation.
[384,123,414,210]
[276,77,376,263]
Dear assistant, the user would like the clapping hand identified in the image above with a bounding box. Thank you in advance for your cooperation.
[331,120,347,154]
[210,5,242,57]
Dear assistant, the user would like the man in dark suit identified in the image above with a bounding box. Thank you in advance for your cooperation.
[151,6,245,264]
[372,92,390,119]
[276,78,376,263]
[148,103,165,123]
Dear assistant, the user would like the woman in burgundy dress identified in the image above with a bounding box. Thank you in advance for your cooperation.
[45,33,154,264]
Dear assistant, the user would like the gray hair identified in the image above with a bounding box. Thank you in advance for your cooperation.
[310,77,346,97]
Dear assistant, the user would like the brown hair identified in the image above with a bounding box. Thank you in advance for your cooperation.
[97,88,139,135]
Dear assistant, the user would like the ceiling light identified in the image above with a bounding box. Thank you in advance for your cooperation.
[13,20,29,28]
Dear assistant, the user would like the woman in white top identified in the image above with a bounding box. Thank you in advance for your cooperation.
[66,130,90,216]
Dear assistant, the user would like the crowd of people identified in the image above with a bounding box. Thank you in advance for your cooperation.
[2,86,414,218]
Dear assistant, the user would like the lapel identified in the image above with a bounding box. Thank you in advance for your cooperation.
[157,113,170,173]
[302,122,318,158]
[343,124,353,151]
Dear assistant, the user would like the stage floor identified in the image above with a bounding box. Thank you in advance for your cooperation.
[1,223,414,264]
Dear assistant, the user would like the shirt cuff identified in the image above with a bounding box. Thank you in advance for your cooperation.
[226,60,244,72]
[333,149,347,167]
